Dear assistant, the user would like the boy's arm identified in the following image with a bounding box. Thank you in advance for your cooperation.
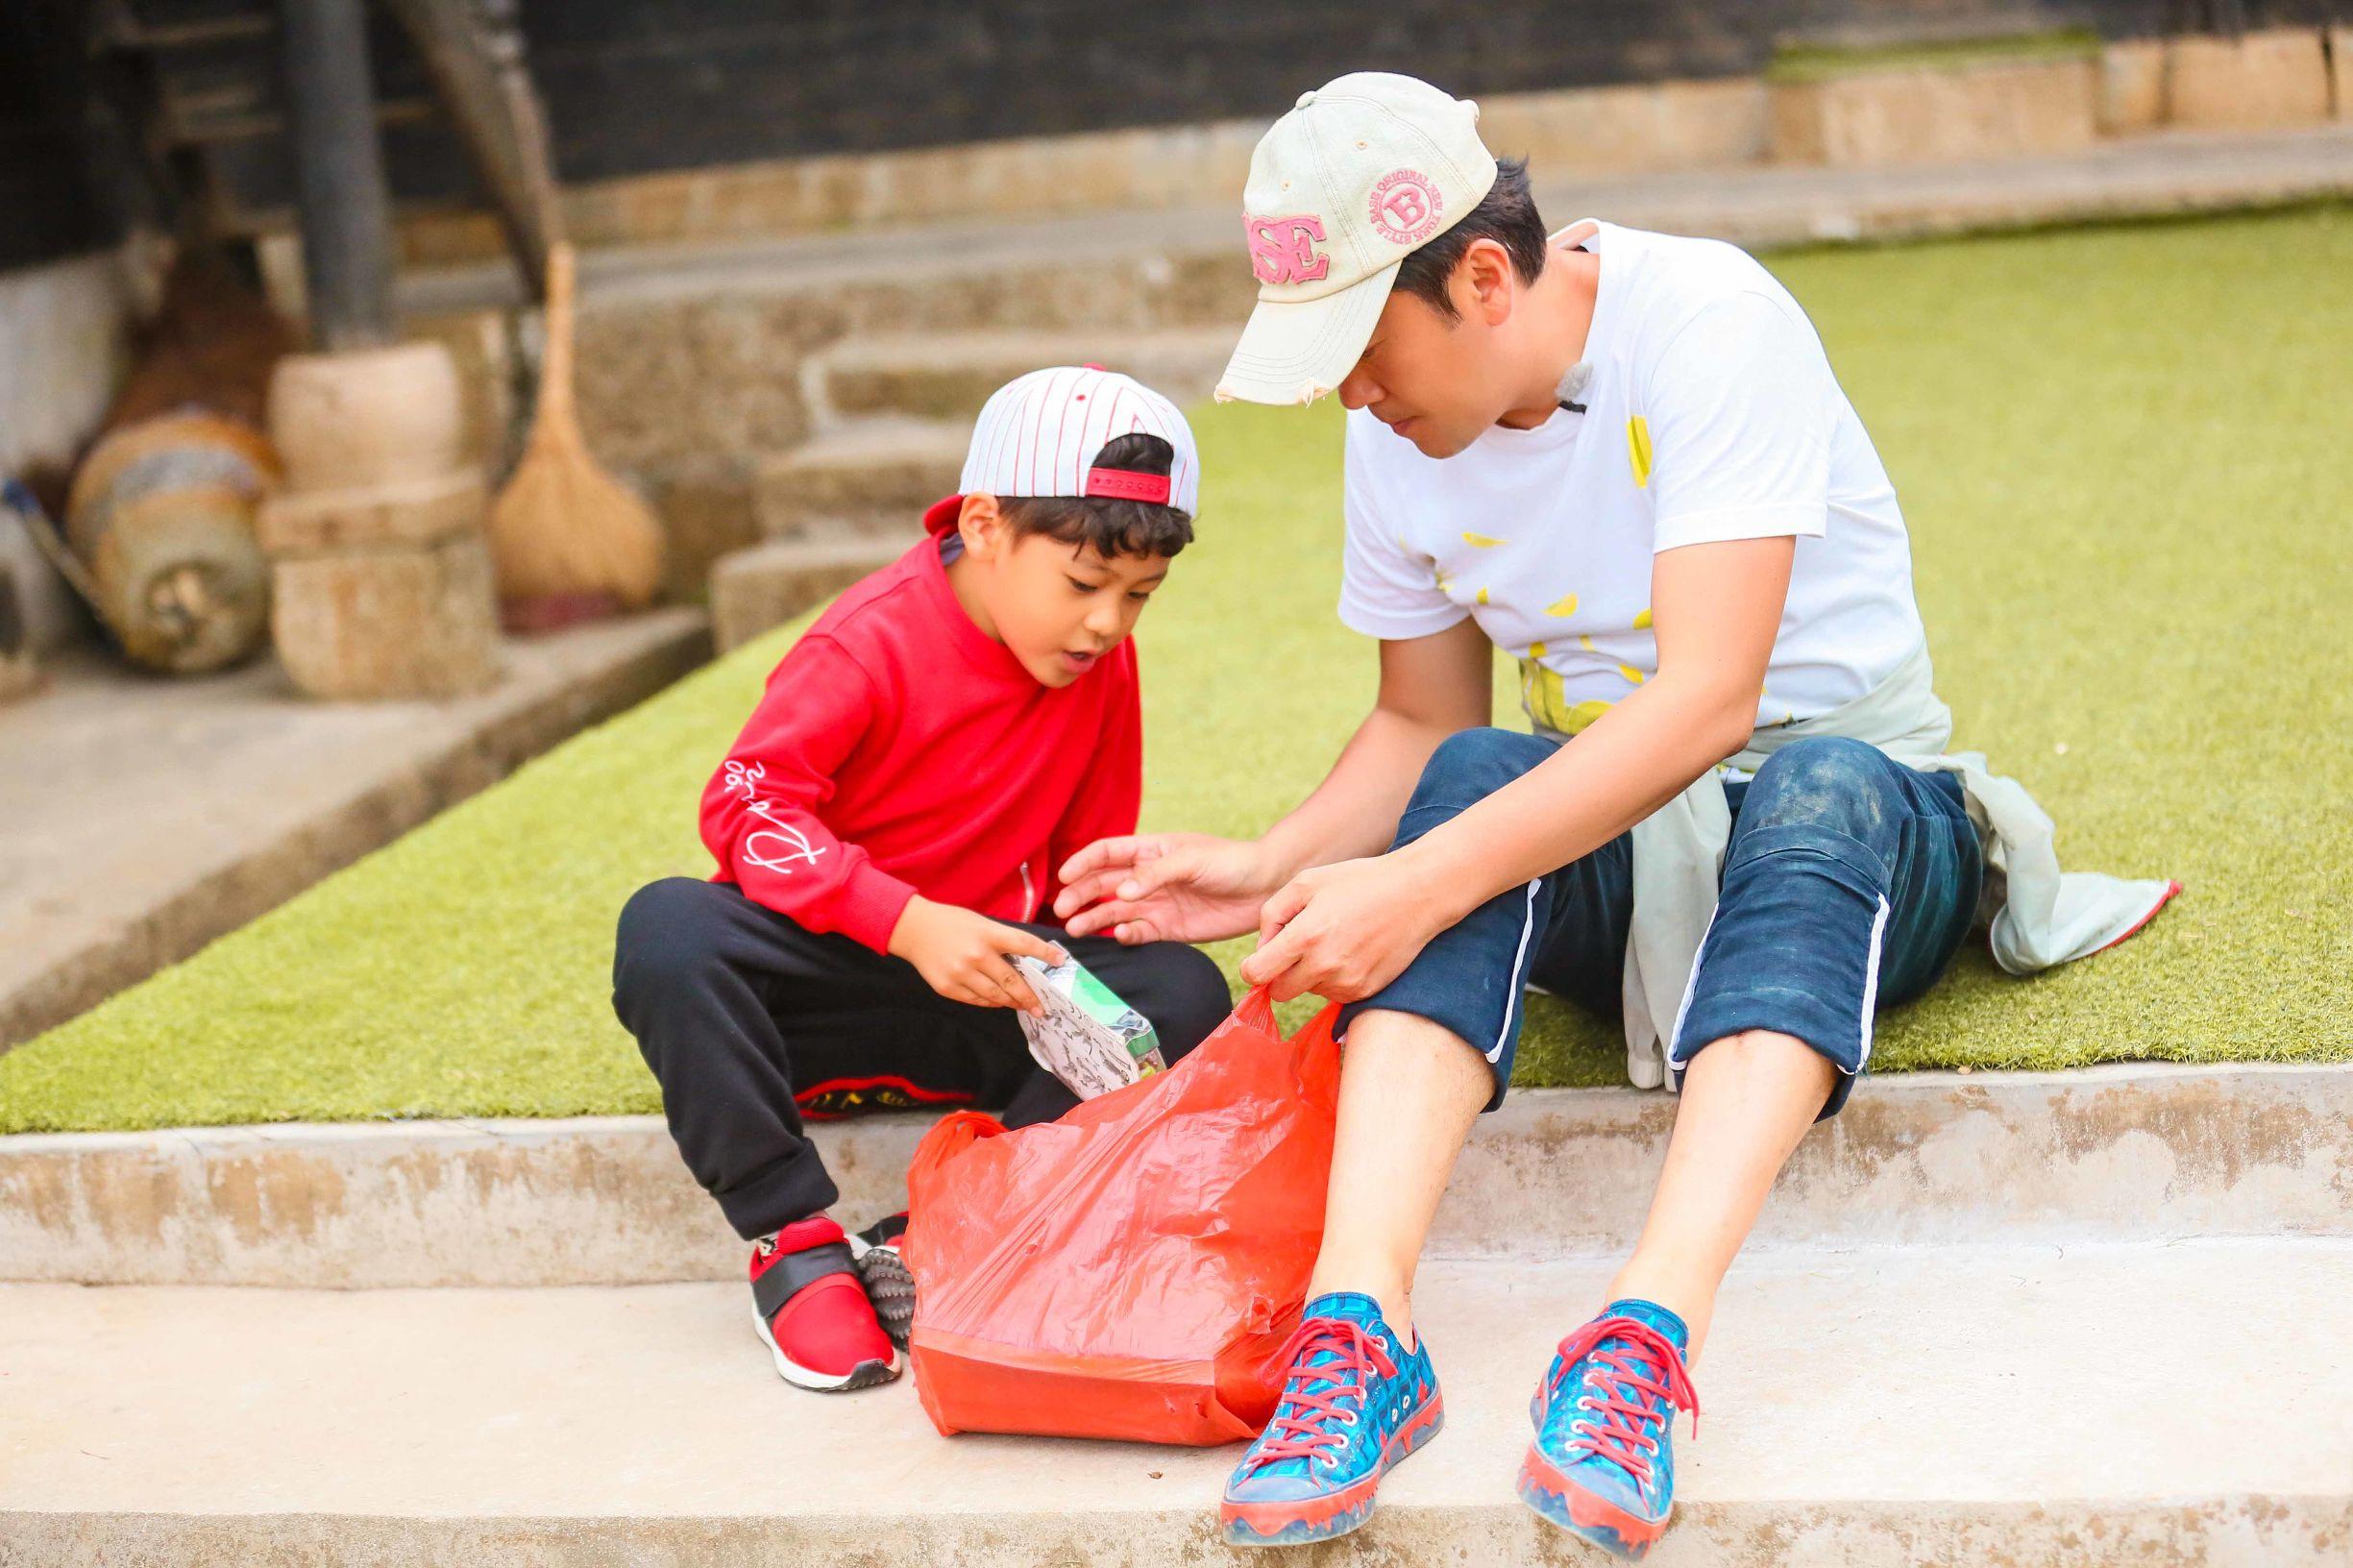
[699,636,919,953]
[706,635,1066,1009]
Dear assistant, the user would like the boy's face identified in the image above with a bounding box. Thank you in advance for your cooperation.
[957,502,1172,688]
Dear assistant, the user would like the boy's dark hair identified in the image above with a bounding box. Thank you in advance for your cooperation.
[998,431,1194,558]
[1391,157,1548,323]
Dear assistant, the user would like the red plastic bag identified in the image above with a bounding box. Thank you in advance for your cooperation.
[902,985,1343,1444]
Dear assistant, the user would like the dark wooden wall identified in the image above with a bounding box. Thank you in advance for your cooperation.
[3,0,2341,271]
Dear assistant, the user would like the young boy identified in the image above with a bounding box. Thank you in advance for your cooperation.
[613,366,1234,1393]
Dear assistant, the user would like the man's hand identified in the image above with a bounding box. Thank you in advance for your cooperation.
[887,896,1066,1013]
[1052,833,1284,944]
[1239,850,1450,1004]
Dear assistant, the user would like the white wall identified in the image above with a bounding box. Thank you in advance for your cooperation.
[0,250,132,478]
[1,249,134,656]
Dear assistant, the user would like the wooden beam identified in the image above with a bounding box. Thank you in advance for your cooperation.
[381,0,562,301]
[276,0,396,350]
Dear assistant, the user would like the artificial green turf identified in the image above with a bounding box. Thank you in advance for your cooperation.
[1764,28,2101,84]
[3,207,2348,1132]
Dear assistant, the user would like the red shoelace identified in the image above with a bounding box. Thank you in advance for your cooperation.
[1243,1317,1401,1468]
[1547,1315,1701,1485]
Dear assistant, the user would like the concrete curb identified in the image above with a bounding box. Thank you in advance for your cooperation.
[7,1498,2344,1567]
[4,1062,2344,1287]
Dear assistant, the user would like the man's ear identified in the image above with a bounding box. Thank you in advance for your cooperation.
[1455,237,1516,327]
[958,492,1006,558]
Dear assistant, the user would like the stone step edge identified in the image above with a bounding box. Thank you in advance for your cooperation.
[397,125,2353,319]
[7,1496,2344,1568]
[4,1061,2345,1288]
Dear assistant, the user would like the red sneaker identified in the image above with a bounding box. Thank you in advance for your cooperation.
[750,1215,901,1391]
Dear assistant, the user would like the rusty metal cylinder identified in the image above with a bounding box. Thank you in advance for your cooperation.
[65,412,281,674]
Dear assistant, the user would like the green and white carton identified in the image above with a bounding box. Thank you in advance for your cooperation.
[1011,953,1167,1099]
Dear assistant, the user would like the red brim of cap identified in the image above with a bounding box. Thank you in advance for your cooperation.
[922,493,963,534]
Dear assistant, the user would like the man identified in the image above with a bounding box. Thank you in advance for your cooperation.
[1055,73,2176,1558]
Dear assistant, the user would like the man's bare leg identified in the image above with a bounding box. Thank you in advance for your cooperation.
[1302,1007,1492,1345]
[1604,1028,1835,1359]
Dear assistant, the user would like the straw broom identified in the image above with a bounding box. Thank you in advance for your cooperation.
[487,243,664,631]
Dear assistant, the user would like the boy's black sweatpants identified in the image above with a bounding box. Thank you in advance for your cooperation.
[613,876,1236,1241]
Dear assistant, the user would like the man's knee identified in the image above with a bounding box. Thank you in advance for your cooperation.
[613,876,732,1011]
[1409,726,1548,816]
[1741,736,1898,845]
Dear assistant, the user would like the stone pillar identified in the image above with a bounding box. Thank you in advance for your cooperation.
[257,341,502,699]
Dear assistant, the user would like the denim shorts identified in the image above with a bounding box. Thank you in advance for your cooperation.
[1338,730,1983,1119]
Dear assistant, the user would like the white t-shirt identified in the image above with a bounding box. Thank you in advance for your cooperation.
[1340,220,1925,741]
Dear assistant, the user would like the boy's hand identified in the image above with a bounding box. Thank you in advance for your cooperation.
[887,896,1067,1014]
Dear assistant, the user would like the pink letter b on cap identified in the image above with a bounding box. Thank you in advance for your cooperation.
[1216,73,1498,407]
[921,364,1201,534]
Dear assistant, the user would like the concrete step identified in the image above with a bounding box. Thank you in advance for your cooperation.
[6,1063,2345,1289]
[388,125,2353,485]
[5,1237,2345,1564]
[709,532,915,652]
[810,327,1237,424]
[753,418,968,540]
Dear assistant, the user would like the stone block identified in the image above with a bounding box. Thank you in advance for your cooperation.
[272,531,502,700]
[1771,57,2099,167]
[2099,37,2169,135]
[2167,29,2331,131]
[753,422,965,539]
[1483,77,1770,177]
[815,327,1233,424]
[642,457,759,603]
[407,308,520,476]
[572,296,821,476]
[266,343,469,492]
[255,470,488,557]
[710,536,910,652]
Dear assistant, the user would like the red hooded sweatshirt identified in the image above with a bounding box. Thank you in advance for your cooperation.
[699,532,1140,952]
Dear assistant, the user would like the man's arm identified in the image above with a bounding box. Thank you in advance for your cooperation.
[1051,618,1491,943]
[1260,617,1495,879]
[1242,534,1792,1000]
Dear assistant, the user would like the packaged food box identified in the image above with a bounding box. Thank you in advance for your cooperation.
[1011,953,1167,1099]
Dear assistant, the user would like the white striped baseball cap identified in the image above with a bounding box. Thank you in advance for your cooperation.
[921,364,1201,535]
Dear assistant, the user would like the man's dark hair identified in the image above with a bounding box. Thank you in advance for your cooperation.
[998,431,1194,558]
[1392,157,1548,322]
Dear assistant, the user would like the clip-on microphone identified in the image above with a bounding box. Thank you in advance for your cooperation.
[1556,360,1593,415]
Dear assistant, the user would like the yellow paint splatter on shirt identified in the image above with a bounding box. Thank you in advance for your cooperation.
[1476,586,1490,605]
[1547,593,1579,618]
[1632,607,1653,630]
[1463,531,1507,548]
[1519,656,1617,737]
[1579,634,1597,652]
[1619,664,1647,686]
[1627,416,1654,489]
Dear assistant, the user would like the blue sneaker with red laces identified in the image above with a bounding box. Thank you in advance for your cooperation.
[1220,1291,1444,1547]
[1517,1298,1700,1560]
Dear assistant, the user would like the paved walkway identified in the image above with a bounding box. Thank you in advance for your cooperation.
[4,1239,2344,1563]
[0,610,706,1048]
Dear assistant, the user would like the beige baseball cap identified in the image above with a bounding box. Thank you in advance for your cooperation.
[1215,73,1498,406]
